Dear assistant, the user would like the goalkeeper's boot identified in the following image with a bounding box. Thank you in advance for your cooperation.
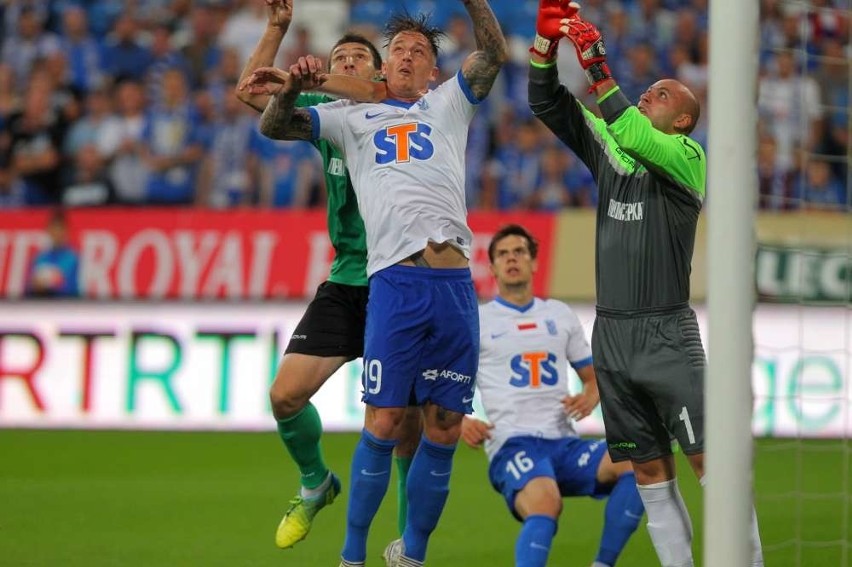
[382,539,424,567]
[275,472,341,548]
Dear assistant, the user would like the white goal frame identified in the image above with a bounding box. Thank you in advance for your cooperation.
[704,0,760,564]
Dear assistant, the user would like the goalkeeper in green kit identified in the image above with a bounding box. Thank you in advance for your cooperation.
[526,2,764,565]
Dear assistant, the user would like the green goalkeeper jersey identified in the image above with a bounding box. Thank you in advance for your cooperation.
[529,65,706,312]
[297,93,368,287]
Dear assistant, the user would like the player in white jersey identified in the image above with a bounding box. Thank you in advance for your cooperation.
[241,3,508,566]
[461,225,644,567]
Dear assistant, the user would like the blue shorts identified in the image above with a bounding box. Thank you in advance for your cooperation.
[362,264,479,413]
[488,436,610,521]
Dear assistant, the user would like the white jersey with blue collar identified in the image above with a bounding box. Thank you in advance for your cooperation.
[477,296,594,460]
[309,71,480,276]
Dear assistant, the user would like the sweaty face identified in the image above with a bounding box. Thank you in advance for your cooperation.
[636,79,689,134]
[490,234,537,288]
[329,42,378,80]
[383,31,437,100]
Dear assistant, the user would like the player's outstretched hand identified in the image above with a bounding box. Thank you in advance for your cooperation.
[265,0,293,31]
[289,54,328,91]
[560,15,606,70]
[530,0,580,60]
[238,66,297,96]
[562,388,599,421]
[461,416,494,448]
[559,13,612,89]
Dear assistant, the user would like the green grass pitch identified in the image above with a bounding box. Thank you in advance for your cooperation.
[1,430,849,566]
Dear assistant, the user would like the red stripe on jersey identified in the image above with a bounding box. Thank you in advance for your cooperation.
[517,323,537,331]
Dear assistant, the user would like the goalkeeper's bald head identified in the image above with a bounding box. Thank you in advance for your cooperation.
[669,80,701,135]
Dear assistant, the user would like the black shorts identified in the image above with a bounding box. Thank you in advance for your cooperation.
[592,307,706,463]
[284,281,368,359]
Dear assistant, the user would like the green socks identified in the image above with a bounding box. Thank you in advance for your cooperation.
[276,403,328,490]
[394,454,413,535]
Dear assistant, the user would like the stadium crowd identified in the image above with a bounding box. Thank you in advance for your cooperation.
[0,0,848,211]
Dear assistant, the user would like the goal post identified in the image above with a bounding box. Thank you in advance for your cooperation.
[704,0,760,563]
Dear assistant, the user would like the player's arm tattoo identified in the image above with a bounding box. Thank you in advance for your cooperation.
[460,0,508,100]
[259,92,313,141]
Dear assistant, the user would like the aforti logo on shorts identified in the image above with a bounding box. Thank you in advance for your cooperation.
[422,369,473,384]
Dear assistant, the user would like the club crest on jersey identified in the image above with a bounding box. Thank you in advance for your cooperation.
[545,319,557,336]
[509,351,558,388]
[373,121,434,164]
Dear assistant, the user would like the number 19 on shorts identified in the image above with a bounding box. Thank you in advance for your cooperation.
[364,359,382,394]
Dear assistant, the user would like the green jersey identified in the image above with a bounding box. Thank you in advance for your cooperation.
[529,65,706,312]
[296,93,368,287]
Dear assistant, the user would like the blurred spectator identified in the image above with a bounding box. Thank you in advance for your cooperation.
[281,24,316,69]
[25,208,80,298]
[255,135,322,209]
[177,3,223,90]
[5,73,68,205]
[779,4,807,48]
[0,6,61,87]
[802,158,847,211]
[814,36,850,181]
[218,0,269,68]
[531,145,574,211]
[100,13,153,83]
[806,0,848,45]
[482,118,544,210]
[205,46,243,111]
[676,32,708,100]
[58,5,104,95]
[600,5,637,79]
[196,85,260,208]
[138,68,206,204]
[437,13,472,84]
[0,128,24,207]
[627,0,676,52]
[563,149,597,209]
[529,144,597,210]
[673,6,703,46]
[617,43,661,103]
[758,136,799,210]
[63,86,117,160]
[0,63,20,121]
[97,79,149,204]
[126,0,181,31]
[77,0,123,39]
[760,0,787,63]
[145,20,192,107]
[29,57,80,124]
[758,50,823,172]
[2,0,50,42]
[62,144,116,206]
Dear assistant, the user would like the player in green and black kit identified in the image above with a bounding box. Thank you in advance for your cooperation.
[235,0,419,550]
[526,2,764,566]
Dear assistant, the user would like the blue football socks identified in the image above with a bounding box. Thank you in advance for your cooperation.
[516,514,557,567]
[341,429,397,563]
[597,472,644,566]
[402,436,456,561]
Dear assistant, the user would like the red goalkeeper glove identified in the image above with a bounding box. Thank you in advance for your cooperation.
[562,16,612,90]
[530,0,580,60]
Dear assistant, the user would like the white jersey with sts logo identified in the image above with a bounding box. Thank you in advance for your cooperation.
[477,297,594,460]
[309,71,479,276]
